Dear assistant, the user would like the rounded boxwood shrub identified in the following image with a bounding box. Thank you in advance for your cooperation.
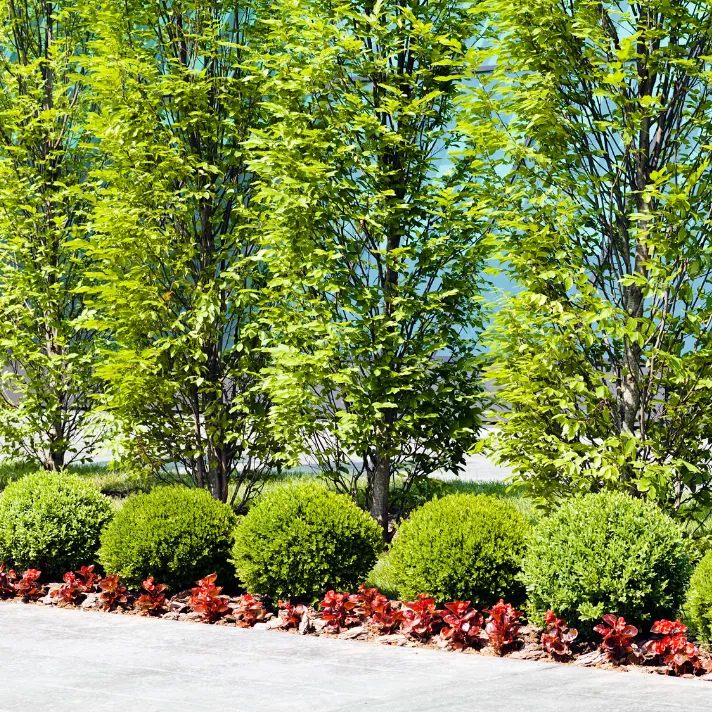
[99,486,238,591]
[522,491,691,636]
[388,493,529,606]
[232,482,382,602]
[687,550,712,643]
[0,470,113,577]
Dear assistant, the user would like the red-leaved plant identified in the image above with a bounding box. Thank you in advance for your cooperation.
[135,577,169,617]
[318,590,361,631]
[484,600,523,656]
[51,565,101,605]
[593,614,639,664]
[541,610,578,660]
[643,619,712,676]
[278,600,309,629]
[402,593,444,641]
[51,571,85,605]
[0,562,18,598]
[99,574,129,611]
[234,594,267,628]
[370,600,407,635]
[14,569,43,600]
[76,565,100,591]
[189,573,231,623]
[353,584,389,618]
[440,601,484,650]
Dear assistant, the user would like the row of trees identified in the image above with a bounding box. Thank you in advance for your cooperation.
[1,0,711,533]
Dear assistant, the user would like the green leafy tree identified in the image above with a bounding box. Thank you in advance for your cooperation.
[249,0,490,533]
[466,0,712,524]
[0,0,103,469]
[83,0,279,505]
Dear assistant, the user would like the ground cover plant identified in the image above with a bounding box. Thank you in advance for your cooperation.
[484,600,523,656]
[594,615,640,665]
[51,565,100,605]
[189,574,232,623]
[0,471,113,577]
[99,486,237,591]
[232,483,382,602]
[99,574,129,611]
[439,601,484,651]
[540,611,578,661]
[135,577,169,617]
[643,619,712,676]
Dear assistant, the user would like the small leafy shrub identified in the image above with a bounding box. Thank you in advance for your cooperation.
[541,610,578,660]
[389,494,529,605]
[189,573,231,623]
[593,614,639,664]
[135,577,169,617]
[0,562,17,598]
[234,595,267,628]
[278,600,308,629]
[52,572,85,605]
[76,565,100,591]
[440,601,484,650]
[402,593,444,641]
[232,483,382,602]
[0,471,113,577]
[484,600,522,656]
[643,619,712,676]
[99,486,237,591]
[318,591,361,631]
[51,565,101,605]
[99,574,128,611]
[686,549,712,643]
[523,492,691,634]
[370,600,407,634]
[353,584,389,618]
[14,569,43,600]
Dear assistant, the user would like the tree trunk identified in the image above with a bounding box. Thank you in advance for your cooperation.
[41,443,65,471]
[206,444,229,503]
[620,35,654,483]
[370,449,390,538]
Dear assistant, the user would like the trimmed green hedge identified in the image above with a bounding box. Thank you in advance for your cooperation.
[232,482,382,602]
[522,491,691,636]
[0,470,113,577]
[388,493,529,605]
[687,549,712,643]
[99,486,237,591]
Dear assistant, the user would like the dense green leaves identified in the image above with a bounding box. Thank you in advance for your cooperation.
[99,486,238,590]
[0,0,104,468]
[463,0,712,521]
[248,0,490,529]
[389,493,529,605]
[0,470,113,576]
[523,492,691,636]
[81,0,282,504]
[232,482,382,601]
[687,550,712,643]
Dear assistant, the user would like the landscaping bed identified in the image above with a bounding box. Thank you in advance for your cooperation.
[1,566,710,683]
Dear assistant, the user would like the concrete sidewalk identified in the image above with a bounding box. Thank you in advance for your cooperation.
[0,603,709,711]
